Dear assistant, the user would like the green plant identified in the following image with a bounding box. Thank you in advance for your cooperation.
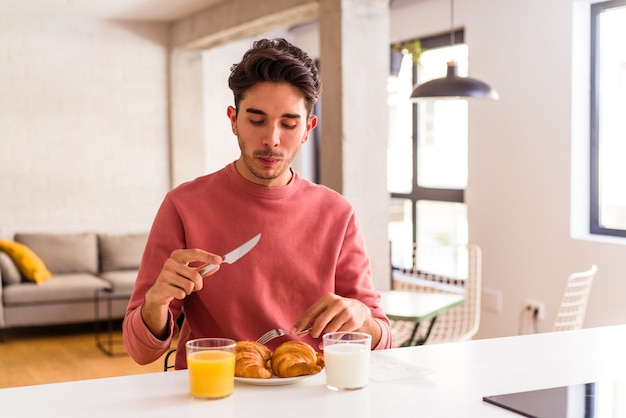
[433,231,452,246]
[391,39,423,65]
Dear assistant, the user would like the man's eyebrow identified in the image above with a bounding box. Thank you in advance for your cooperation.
[245,107,301,119]
[245,108,265,116]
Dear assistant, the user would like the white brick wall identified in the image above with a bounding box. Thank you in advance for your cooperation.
[0,18,170,238]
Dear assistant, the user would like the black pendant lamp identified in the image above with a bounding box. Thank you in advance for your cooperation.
[410,0,499,101]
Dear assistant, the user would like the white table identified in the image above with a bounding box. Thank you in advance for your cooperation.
[379,290,465,345]
[2,325,626,417]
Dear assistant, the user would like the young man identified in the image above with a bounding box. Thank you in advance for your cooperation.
[123,38,391,369]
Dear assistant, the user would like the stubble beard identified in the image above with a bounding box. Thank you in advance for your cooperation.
[239,142,296,182]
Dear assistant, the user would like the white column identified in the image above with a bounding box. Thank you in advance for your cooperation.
[169,48,206,188]
[319,0,391,290]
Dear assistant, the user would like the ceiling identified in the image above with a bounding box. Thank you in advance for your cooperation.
[0,0,227,21]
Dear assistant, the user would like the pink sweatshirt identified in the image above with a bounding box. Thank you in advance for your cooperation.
[123,162,391,368]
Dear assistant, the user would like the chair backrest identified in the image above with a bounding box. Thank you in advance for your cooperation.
[163,348,176,372]
[552,264,597,332]
[391,244,482,345]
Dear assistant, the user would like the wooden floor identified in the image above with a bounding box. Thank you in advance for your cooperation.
[0,322,177,389]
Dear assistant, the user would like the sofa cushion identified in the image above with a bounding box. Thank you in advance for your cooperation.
[0,240,52,284]
[98,270,137,293]
[15,232,98,275]
[0,250,23,285]
[2,273,111,305]
[98,233,147,272]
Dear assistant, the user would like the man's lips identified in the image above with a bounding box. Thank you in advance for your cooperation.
[258,156,281,166]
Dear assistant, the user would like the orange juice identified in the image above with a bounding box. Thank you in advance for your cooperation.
[187,350,235,399]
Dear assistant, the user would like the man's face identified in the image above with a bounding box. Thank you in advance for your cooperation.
[228,82,317,187]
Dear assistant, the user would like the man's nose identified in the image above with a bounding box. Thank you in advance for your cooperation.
[263,124,280,147]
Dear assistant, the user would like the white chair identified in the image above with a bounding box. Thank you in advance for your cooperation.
[552,264,597,332]
[390,244,482,347]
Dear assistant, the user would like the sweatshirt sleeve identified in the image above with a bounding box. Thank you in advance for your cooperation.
[122,306,176,365]
[122,194,185,364]
[374,317,392,349]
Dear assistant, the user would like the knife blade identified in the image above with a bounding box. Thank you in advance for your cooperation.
[198,233,261,276]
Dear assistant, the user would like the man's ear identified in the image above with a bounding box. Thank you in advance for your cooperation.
[227,106,237,134]
[302,115,318,144]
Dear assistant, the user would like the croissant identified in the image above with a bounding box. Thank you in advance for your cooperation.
[235,341,272,379]
[271,341,323,378]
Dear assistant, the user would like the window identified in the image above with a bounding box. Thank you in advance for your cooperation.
[387,32,468,269]
[590,0,626,237]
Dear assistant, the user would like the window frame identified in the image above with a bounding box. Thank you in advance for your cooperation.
[390,30,466,245]
[590,0,626,238]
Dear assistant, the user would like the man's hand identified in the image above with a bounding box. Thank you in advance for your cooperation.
[141,249,222,339]
[291,293,382,349]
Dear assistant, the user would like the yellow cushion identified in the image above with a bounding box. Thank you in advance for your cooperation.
[0,240,52,284]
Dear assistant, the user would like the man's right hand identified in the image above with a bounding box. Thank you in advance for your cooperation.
[140,249,223,339]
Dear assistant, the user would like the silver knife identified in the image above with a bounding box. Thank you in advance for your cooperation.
[198,233,261,276]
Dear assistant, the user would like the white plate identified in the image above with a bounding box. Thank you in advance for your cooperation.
[235,374,315,386]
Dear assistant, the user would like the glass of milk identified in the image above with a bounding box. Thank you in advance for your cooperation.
[322,332,371,391]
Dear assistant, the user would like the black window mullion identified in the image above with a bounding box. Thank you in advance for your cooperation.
[391,188,464,203]
[590,0,601,234]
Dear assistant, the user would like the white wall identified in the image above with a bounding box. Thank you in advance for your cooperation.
[2,0,625,340]
[391,0,626,339]
[0,18,170,237]
[201,40,247,177]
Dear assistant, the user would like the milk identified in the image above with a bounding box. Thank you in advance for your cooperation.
[324,343,370,390]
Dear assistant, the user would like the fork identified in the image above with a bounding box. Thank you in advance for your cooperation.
[256,328,311,345]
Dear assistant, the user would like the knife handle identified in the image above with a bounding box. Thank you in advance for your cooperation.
[199,264,218,276]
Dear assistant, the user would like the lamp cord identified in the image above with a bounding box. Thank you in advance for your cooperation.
[449,0,455,46]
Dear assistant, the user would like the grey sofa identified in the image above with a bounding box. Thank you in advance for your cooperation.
[0,232,147,341]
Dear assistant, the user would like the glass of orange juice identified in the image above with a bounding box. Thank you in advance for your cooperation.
[186,338,236,399]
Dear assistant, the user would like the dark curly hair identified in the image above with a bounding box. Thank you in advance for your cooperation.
[228,38,321,116]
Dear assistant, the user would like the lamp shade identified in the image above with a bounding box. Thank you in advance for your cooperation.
[410,61,499,100]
